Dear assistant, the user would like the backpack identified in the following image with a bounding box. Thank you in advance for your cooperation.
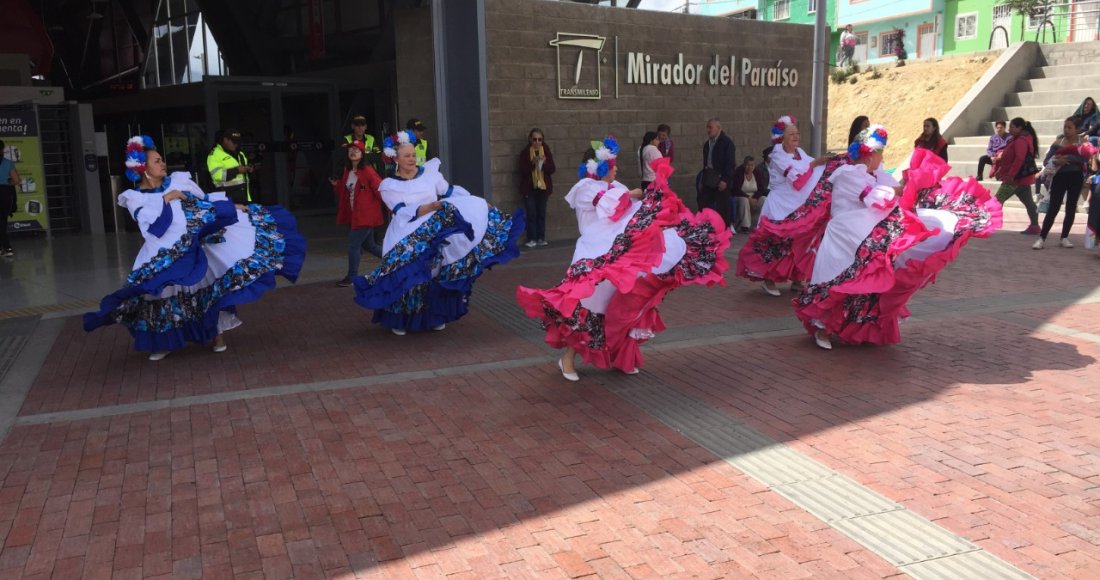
[1015,148,1040,180]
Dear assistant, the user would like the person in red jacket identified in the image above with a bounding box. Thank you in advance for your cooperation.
[331,140,385,286]
[994,117,1042,235]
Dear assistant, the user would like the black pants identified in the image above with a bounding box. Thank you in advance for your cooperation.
[524,189,549,242]
[976,155,994,180]
[0,186,14,250]
[698,185,732,229]
[224,185,249,204]
[1041,171,1085,240]
[1089,181,1100,236]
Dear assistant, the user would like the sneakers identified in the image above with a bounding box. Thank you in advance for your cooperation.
[336,276,353,287]
[1059,238,1074,248]
[1020,225,1041,235]
[537,239,549,246]
[524,240,538,248]
[1032,238,1044,250]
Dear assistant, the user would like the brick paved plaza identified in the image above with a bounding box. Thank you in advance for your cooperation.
[0,207,1098,579]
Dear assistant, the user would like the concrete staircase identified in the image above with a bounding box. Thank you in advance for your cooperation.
[947,42,1100,211]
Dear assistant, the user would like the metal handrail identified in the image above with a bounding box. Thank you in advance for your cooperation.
[1035,18,1057,43]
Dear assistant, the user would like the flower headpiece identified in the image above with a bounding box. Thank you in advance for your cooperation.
[124,135,155,183]
[382,129,418,160]
[771,115,797,144]
[848,125,888,160]
[577,135,620,179]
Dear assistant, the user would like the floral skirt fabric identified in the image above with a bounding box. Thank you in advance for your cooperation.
[84,197,306,352]
[736,154,849,284]
[793,150,1001,346]
[517,184,731,372]
[354,203,524,331]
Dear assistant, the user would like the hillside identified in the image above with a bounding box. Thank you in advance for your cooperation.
[827,55,997,169]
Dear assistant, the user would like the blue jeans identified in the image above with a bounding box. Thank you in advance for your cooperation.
[524,189,549,242]
[348,226,382,277]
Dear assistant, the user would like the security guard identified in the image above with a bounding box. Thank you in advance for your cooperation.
[344,115,379,153]
[207,129,254,203]
[344,115,382,173]
[407,118,429,166]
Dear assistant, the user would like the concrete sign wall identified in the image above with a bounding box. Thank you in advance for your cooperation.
[484,0,818,241]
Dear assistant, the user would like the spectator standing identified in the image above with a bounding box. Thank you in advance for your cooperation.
[700,118,736,229]
[847,116,869,149]
[657,123,675,162]
[977,120,1009,181]
[639,131,662,191]
[407,119,429,165]
[517,128,556,247]
[0,139,20,257]
[994,117,1042,235]
[331,140,385,286]
[839,25,857,67]
[1033,117,1088,249]
[914,117,948,161]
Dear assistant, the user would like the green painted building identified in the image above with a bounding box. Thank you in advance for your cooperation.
[942,1,1080,55]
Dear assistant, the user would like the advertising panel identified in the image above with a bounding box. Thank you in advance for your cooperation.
[0,107,48,234]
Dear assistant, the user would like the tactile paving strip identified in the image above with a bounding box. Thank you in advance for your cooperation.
[600,372,1035,578]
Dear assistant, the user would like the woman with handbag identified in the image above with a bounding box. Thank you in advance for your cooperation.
[994,117,1042,235]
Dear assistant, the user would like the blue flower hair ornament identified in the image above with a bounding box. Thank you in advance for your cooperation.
[578,135,620,179]
[124,135,155,183]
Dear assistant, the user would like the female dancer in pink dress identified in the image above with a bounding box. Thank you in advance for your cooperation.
[517,137,730,380]
[795,127,1002,349]
[736,115,848,296]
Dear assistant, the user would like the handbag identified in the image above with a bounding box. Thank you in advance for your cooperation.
[1015,151,1040,180]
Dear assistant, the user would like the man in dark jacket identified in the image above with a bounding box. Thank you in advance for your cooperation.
[700,118,736,229]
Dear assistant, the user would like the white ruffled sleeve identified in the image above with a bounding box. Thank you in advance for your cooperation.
[564,178,600,210]
[827,166,871,202]
[118,190,173,237]
[379,180,421,222]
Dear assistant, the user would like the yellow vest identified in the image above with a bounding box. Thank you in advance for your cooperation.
[207,144,250,202]
[415,139,428,166]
